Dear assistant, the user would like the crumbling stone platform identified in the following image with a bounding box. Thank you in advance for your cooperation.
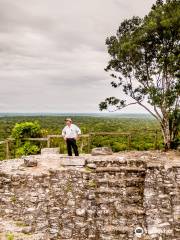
[0,150,179,240]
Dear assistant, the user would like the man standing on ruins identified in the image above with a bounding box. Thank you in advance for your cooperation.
[62,118,81,156]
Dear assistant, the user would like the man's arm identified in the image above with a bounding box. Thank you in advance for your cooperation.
[62,127,66,140]
[75,125,81,139]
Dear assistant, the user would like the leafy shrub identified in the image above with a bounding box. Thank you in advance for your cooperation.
[12,121,41,139]
[111,142,127,151]
[15,141,40,157]
[11,121,41,157]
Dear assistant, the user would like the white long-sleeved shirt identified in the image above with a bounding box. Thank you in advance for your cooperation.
[62,124,81,139]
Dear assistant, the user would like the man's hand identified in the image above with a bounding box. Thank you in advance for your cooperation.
[75,135,80,140]
[64,137,67,141]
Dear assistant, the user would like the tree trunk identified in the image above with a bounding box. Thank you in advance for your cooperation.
[161,123,172,150]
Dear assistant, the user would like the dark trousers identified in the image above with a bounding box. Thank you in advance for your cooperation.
[66,138,79,156]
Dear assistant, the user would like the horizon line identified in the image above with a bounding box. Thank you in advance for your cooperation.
[0,112,151,114]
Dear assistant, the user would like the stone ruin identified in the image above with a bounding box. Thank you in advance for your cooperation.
[0,149,180,240]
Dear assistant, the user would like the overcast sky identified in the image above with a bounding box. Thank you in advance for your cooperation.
[0,0,155,113]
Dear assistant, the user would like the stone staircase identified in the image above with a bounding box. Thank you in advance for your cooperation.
[86,156,146,240]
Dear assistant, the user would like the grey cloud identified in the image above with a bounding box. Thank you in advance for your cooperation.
[0,0,155,113]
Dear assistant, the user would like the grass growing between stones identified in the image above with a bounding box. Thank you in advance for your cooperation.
[15,221,28,227]
[4,232,33,240]
[6,232,14,240]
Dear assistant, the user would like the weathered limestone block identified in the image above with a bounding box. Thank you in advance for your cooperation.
[23,157,37,167]
[76,208,86,217]
[41,147,59,155]
[91,147,113,156]
[86,163,97,169]
[59,157,86,166]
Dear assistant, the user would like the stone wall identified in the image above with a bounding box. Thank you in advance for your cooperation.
[0,152,179,240]
[144,162,180,239]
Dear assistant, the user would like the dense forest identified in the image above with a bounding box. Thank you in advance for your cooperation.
[0,114,165,160]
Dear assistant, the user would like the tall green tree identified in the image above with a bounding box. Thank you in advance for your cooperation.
[100,0,180,150]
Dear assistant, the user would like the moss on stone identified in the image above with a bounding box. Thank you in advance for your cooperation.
[15,221,28,227]
[65,182,72,192]
[88,180,97,188]
[10,196,17,203]
[84,166,93,173]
